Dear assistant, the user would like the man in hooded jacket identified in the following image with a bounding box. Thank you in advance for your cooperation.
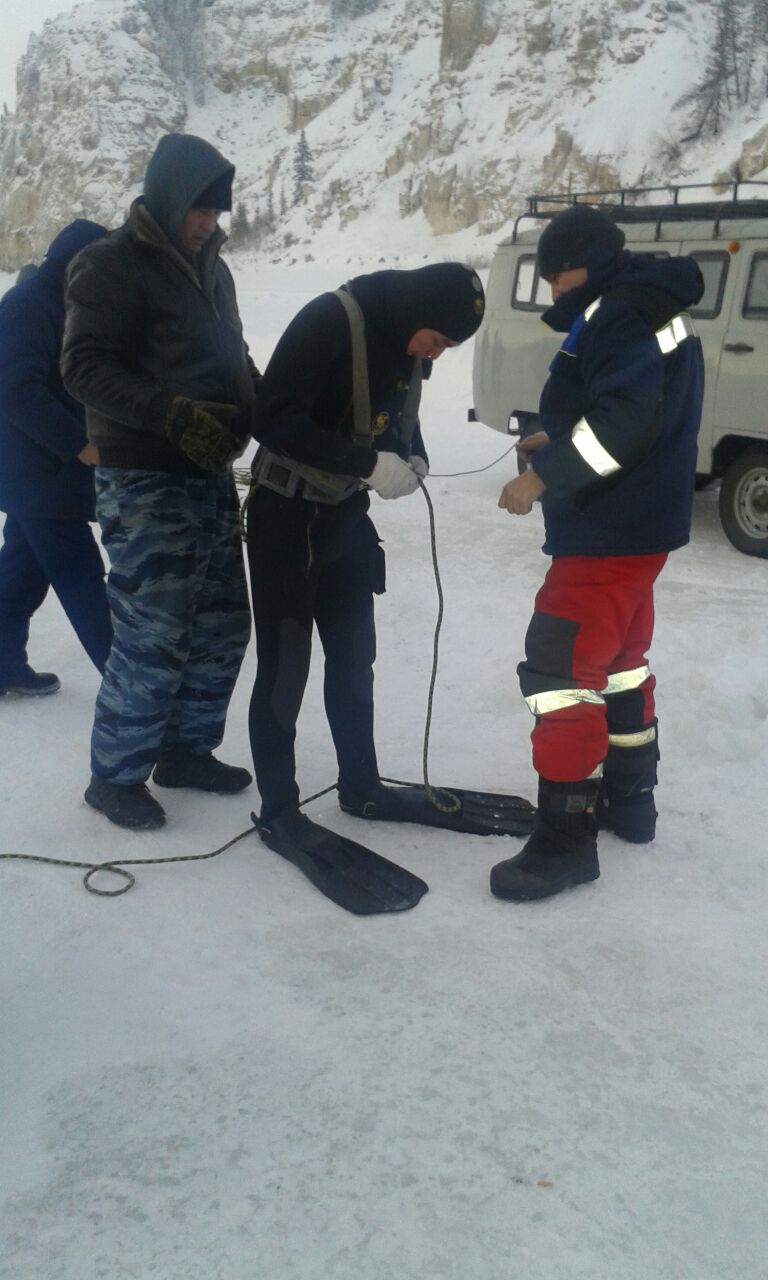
[61,132,256,831]
[246,264,485,854]
[491,204,705,902]
[0,219,112,696]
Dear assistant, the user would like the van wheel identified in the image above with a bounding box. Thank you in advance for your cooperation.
[719,449,768,558]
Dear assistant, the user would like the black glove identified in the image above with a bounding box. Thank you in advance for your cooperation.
[163,397,241,471]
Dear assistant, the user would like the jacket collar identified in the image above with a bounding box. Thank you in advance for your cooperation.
[127,199,227,297]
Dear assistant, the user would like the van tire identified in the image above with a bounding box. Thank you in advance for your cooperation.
[719,448,768,558]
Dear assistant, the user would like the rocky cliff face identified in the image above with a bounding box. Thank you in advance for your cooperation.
[1,0,766,268]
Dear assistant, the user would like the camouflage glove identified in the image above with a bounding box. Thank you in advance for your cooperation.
[163,396,241,471]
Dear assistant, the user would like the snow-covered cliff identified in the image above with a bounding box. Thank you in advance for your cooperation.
[2,0,768,268]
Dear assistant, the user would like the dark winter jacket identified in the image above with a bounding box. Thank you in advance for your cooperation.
[252,265,483,486]
[532,250,705,556]
[61,136,258,476]
[0,219,107,519]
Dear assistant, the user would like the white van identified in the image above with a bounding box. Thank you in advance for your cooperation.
[472,187,768,558]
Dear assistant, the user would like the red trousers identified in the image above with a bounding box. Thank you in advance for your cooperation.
[517,553,667,782]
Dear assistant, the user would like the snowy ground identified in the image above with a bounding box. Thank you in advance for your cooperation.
[1,264,767,1280]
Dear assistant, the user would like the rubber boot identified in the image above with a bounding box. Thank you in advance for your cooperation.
[153,748,252,794]
[597,731,659,844]
[490,778,599,902]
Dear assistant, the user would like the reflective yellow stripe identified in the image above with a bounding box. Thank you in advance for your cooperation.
[656,313,696,353]
[524,688,605,716]
[572,417,621,477]
[608,727,657,748]
[605,664,650,694]
[587,763,604,779]
[584,298,601,322]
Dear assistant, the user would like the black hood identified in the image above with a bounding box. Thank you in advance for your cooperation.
[142,133,234,242]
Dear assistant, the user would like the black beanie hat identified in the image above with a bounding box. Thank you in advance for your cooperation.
[192,171,233,212]
[537,205,625,279]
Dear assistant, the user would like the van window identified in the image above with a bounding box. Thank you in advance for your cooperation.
[512,255,549,311]
[689,252,729,319]
[743,253,768,318]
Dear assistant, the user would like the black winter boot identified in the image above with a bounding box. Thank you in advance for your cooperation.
[597,787,657,843]
[0,667,60,696]
[152,748,252,794]
[596,731,659,844]
[491,779,599,902]
[84,776,166,830]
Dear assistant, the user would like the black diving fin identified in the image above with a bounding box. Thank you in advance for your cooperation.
[254,809,428,915]
[339,781,536,837]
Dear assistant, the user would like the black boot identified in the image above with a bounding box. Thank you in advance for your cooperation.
[490,779,599,902]
[0,666,60,697]
[84,776,166,830]
[153,748,252,794]
[597,730,659,844]
[597,787,657,843]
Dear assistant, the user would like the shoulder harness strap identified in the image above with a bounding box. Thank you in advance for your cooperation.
[334,286,372,446]
[250,285,374,505]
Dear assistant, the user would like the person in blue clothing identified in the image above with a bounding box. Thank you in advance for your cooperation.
[0,220,113,697]
[491,204,705,902]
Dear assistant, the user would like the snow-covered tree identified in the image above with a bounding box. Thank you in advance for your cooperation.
[292,130,314,205]
[228,200,251,246]
[678,0,768,142]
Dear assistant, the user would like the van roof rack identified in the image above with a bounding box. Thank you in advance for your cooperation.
[513,181,768,240]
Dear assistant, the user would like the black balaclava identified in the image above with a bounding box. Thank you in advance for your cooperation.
[349,263,486,355]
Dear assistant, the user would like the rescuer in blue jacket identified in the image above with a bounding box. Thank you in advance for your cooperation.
[0,220,113,696]
[492,204,705,902]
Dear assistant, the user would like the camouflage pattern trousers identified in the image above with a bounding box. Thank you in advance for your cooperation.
[91,469,251,783]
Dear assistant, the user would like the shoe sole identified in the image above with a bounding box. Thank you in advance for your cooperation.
[490,866,600,901]
[0,680,61,697]
[84,788,166,831]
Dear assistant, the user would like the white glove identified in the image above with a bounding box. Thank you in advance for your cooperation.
[408,454,429,478]
[367,451,420,499]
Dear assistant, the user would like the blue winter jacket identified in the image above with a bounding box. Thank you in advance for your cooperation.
[0,220,107,519]
[532,250,705,556]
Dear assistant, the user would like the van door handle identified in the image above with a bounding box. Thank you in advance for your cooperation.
[723,342,755,353]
